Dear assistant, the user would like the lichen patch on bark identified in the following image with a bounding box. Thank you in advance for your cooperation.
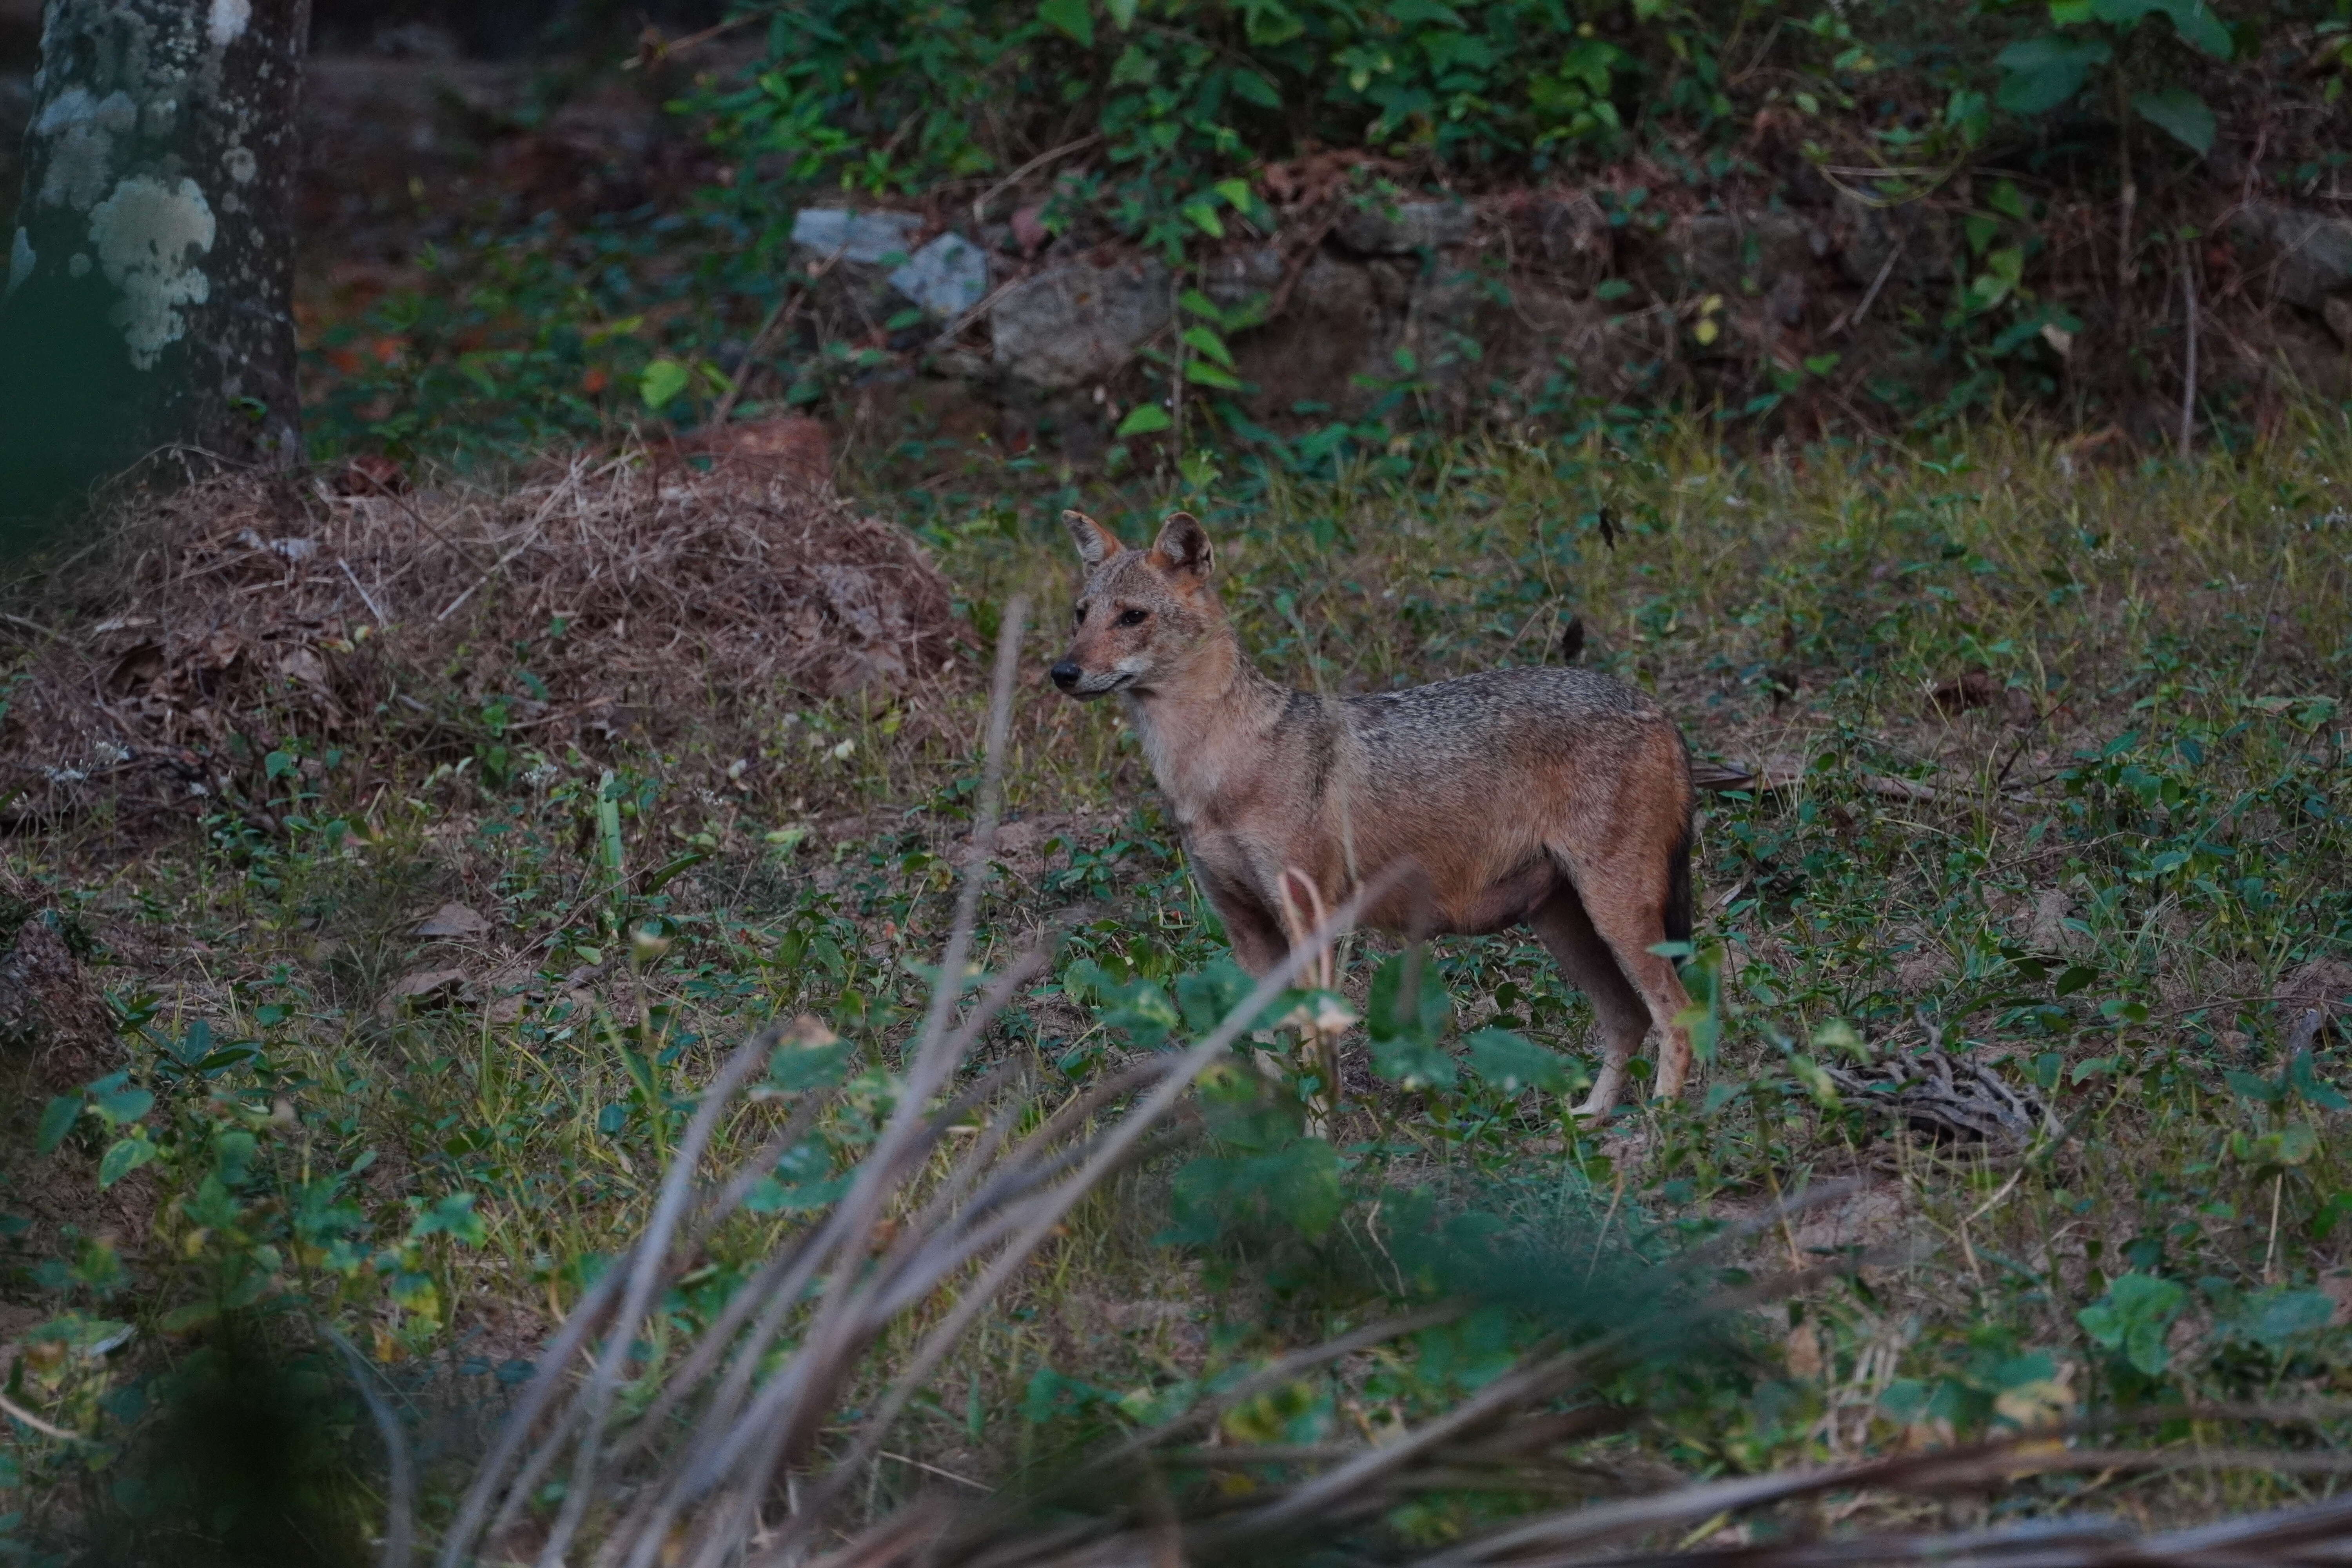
[33,87,140,211]
[209,0,253,47]
[1,0,309,493]
[87,175,216,368]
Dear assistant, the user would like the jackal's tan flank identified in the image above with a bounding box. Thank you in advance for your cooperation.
[1049,509,1698,1115]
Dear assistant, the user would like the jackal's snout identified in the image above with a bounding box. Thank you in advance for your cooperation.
[1046,645,1131,698]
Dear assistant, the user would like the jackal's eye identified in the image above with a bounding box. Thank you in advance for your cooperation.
[1115,607,1149,628]
[1071,601,1088,626]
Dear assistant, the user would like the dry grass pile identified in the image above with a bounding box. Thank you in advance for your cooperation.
[0,454,965,830]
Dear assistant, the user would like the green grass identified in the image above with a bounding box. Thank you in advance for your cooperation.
[6,415,2352,1552]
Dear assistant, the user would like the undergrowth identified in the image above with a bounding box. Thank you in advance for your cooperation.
[4,415,2351,1553]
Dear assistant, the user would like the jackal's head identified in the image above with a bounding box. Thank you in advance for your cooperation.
[1050,510,1221,699]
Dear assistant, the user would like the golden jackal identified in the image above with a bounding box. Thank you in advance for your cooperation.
[1049,510,1697,1116]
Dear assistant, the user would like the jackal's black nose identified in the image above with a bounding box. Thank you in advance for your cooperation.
[1049,661,1082,691]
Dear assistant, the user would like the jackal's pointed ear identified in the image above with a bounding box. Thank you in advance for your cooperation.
[1062,510,1123,569]
[1151,512,1212,578]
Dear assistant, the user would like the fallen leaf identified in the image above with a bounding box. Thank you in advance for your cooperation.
[415,902,490,938]
[105,641,166,696]
[384,967,468,1006]
[1785,1321,1825,1379]
[278,646,330,690]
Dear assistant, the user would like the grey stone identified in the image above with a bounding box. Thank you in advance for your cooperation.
[1201,245,1284,310]
[928,347,991,380]
[1290,252,1379,320]
[790,208,923,265]
[1410,263,1485,337]
[1672,211,1826,294]
[989,258,1172,389]
[1234,253,1403,414]
[890,231,989,320]
[1404,264,1488,407]
[1833,193,1953,289]
[1335,198,1474,255]
[1365,258,1417,312]
[2238,204,2352,309]
[1535,192,1613,292]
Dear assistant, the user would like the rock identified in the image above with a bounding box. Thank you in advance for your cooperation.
[792,208,992,328]
[1406,263,1486,370]
[1233,251,1406,412]
[1202,245,1285,310]
[2234,205,2352,309]
[1832,192,1953,289]
[891,232,989,320]
[1671,210,1826,294]
[1535,192,1613,293]
[1335,198,1474,254]
[790,208,923,265]
[927,348,990,381]
[989,258,1172,390]
[1291,251,1379,319]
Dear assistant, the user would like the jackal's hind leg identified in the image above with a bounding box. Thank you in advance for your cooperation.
[1527,888,1652,1120]
[1576,882,1697,1103]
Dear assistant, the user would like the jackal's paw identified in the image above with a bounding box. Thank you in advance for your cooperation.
[1571,1068,1625,1122]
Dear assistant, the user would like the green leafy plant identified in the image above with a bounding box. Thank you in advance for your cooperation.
[1367,949,1457,1091]
[2078,1271,2188,1376]
[701,0,1760,260]
[1994,0,2233,153]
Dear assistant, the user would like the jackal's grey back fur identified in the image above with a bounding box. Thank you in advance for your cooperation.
[1295,666,1670,787]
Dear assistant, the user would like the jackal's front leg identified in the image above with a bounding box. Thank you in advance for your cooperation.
[1198,877,1289,977]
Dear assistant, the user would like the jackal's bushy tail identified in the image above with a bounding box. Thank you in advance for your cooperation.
[1664,817,1693,948]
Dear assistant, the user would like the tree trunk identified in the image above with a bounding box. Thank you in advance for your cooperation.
[0,0,309,528]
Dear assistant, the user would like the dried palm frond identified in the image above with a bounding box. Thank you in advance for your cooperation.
[1820,1047,2053,1149]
